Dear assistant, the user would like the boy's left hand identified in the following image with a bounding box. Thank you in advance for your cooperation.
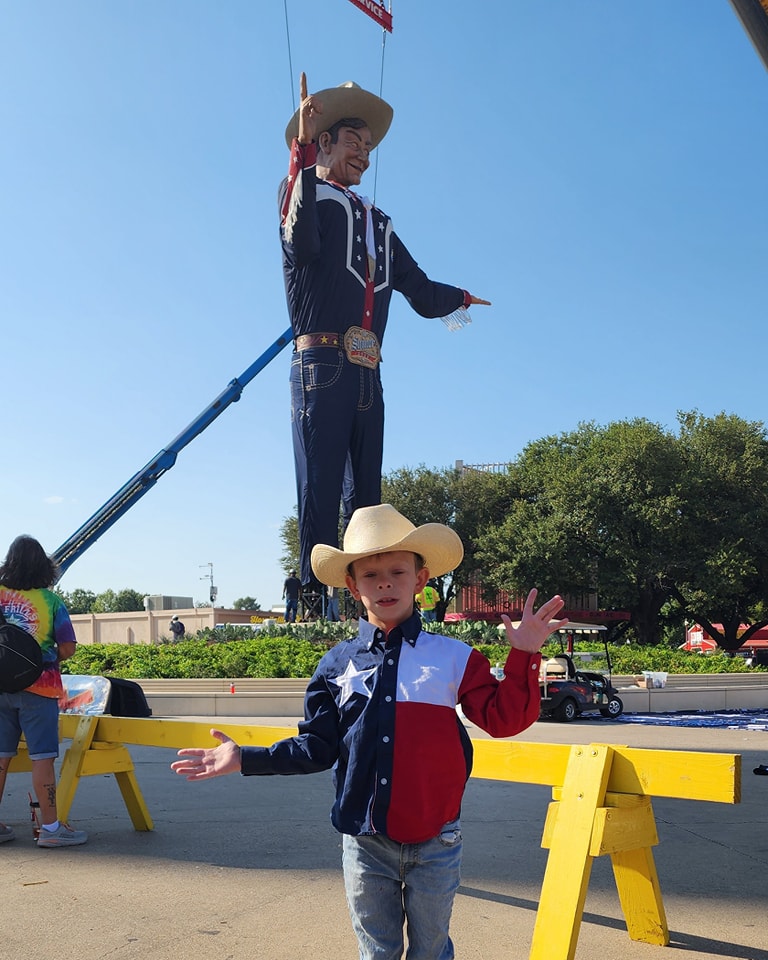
[500,589,568,654]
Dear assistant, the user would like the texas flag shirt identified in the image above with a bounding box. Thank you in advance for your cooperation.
[240,611,542,843]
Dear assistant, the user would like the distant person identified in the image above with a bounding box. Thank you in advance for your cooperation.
[415,579,439,623]
[283,570,302,623]
[0,535,88,847]
[169,615,185,641]
[172,504,567,959]
[326,585,341,622]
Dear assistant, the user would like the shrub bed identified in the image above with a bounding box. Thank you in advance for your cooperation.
[62,621,765,680]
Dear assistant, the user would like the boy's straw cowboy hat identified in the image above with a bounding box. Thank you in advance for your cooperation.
[311,504,464,588]
[284,81,394,149]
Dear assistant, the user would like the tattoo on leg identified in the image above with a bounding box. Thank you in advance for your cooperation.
[45,784,57,808]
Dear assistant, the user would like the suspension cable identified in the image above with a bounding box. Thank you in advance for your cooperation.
[283,0,296,113]
[372,16,389,205]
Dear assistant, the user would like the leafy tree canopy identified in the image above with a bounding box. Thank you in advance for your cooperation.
[91,588,147,613]
[233,596,260,610]
[276,411,768,649]
[56,587,97,615]
[57,587,146,613]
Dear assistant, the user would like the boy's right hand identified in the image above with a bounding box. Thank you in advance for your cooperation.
[171,729,242,780]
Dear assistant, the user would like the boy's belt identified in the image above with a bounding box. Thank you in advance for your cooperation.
[295,333,341,350]
[295,328,381,369]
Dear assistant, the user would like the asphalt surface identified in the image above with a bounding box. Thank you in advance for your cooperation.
[2,714,767,960]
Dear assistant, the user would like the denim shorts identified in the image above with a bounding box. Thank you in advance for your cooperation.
[0,690,60,760]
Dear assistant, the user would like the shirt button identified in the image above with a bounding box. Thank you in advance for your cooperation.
[385,696,392,702]
[531,663,537,670]
[382,736,390,743]
[387,659,394,665]
[380,778,388,785]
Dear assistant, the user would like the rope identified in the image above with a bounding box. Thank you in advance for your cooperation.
[372,19,389,204]
[283,0,296,113]
[282,0,391,202]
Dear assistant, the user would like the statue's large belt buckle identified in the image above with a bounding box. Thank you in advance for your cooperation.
[343,326,381,369]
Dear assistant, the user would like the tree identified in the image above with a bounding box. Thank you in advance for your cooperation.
[91,588,146,613]
[382,464,498,620]
[279,512,300,575]
[670,411,768,651]
[56,587,97,614]
[473,419,688,644]
[280,468,476,619]
[276,412,768,647]
[113,589,146,612]
[90,590,117,614]
[233,596,260,610]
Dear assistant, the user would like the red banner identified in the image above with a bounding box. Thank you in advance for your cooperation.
[347,0,393,33]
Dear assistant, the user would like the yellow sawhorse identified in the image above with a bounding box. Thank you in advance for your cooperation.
[472,738,740,960]
[9,717,740,960]
[9,715,298,830]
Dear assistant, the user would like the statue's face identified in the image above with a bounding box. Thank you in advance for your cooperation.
[319,125,372,187]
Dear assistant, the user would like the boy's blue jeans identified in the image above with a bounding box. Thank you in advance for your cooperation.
[342,821,462,960]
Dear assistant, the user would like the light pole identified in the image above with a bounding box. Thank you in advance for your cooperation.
[200,563,217,606]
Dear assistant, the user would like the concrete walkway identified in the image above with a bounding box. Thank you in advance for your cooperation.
[3,714,767,960]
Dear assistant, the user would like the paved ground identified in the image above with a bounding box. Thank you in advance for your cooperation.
[2,714,767,960]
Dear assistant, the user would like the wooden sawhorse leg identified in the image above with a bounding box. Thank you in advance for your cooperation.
[531,743,669,960]
[56,716,153,830]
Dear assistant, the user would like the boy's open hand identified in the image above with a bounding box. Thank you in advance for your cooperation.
[171,729,242,780]
[500,589,568,654]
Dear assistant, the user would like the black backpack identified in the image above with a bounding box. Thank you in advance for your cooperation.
[0,608,44,693]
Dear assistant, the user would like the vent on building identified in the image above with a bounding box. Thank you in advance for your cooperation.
[144,595,194,611]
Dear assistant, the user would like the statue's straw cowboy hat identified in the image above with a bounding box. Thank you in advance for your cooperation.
[311,504,464,588]
[285,81,394,149]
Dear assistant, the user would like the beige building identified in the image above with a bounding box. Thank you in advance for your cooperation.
[70,608,268,646]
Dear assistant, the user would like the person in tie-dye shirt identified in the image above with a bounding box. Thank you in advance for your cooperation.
[0,536,88,847]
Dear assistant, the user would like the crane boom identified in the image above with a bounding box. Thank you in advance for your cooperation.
[52,328,293,576]
[729,0,768,70]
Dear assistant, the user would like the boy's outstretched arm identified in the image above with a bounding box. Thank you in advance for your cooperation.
[500,589,569,653]
[171,729,242,781]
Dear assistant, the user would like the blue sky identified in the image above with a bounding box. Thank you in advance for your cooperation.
[2,1,767,610]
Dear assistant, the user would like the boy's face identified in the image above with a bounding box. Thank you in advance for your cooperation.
[346,550,429,633]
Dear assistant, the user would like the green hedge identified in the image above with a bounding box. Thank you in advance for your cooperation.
[61,621,764,680]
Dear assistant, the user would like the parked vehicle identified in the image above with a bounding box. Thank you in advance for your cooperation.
[539,642,623,722]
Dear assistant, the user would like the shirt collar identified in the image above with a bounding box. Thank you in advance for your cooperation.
[359,612,422,652]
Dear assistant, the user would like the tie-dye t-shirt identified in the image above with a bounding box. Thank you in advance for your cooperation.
[0,587,76,698]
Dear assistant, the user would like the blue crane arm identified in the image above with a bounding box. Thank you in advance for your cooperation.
[729,0,768,70]
[52,328,293,576]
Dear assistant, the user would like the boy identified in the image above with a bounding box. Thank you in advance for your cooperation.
[172,504,567,959]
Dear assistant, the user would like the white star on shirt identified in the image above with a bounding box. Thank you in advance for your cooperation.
[355,210,362,220]
[333,660,377,707]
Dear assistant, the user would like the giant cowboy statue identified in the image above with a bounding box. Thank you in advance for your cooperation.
[281,73,490,593]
